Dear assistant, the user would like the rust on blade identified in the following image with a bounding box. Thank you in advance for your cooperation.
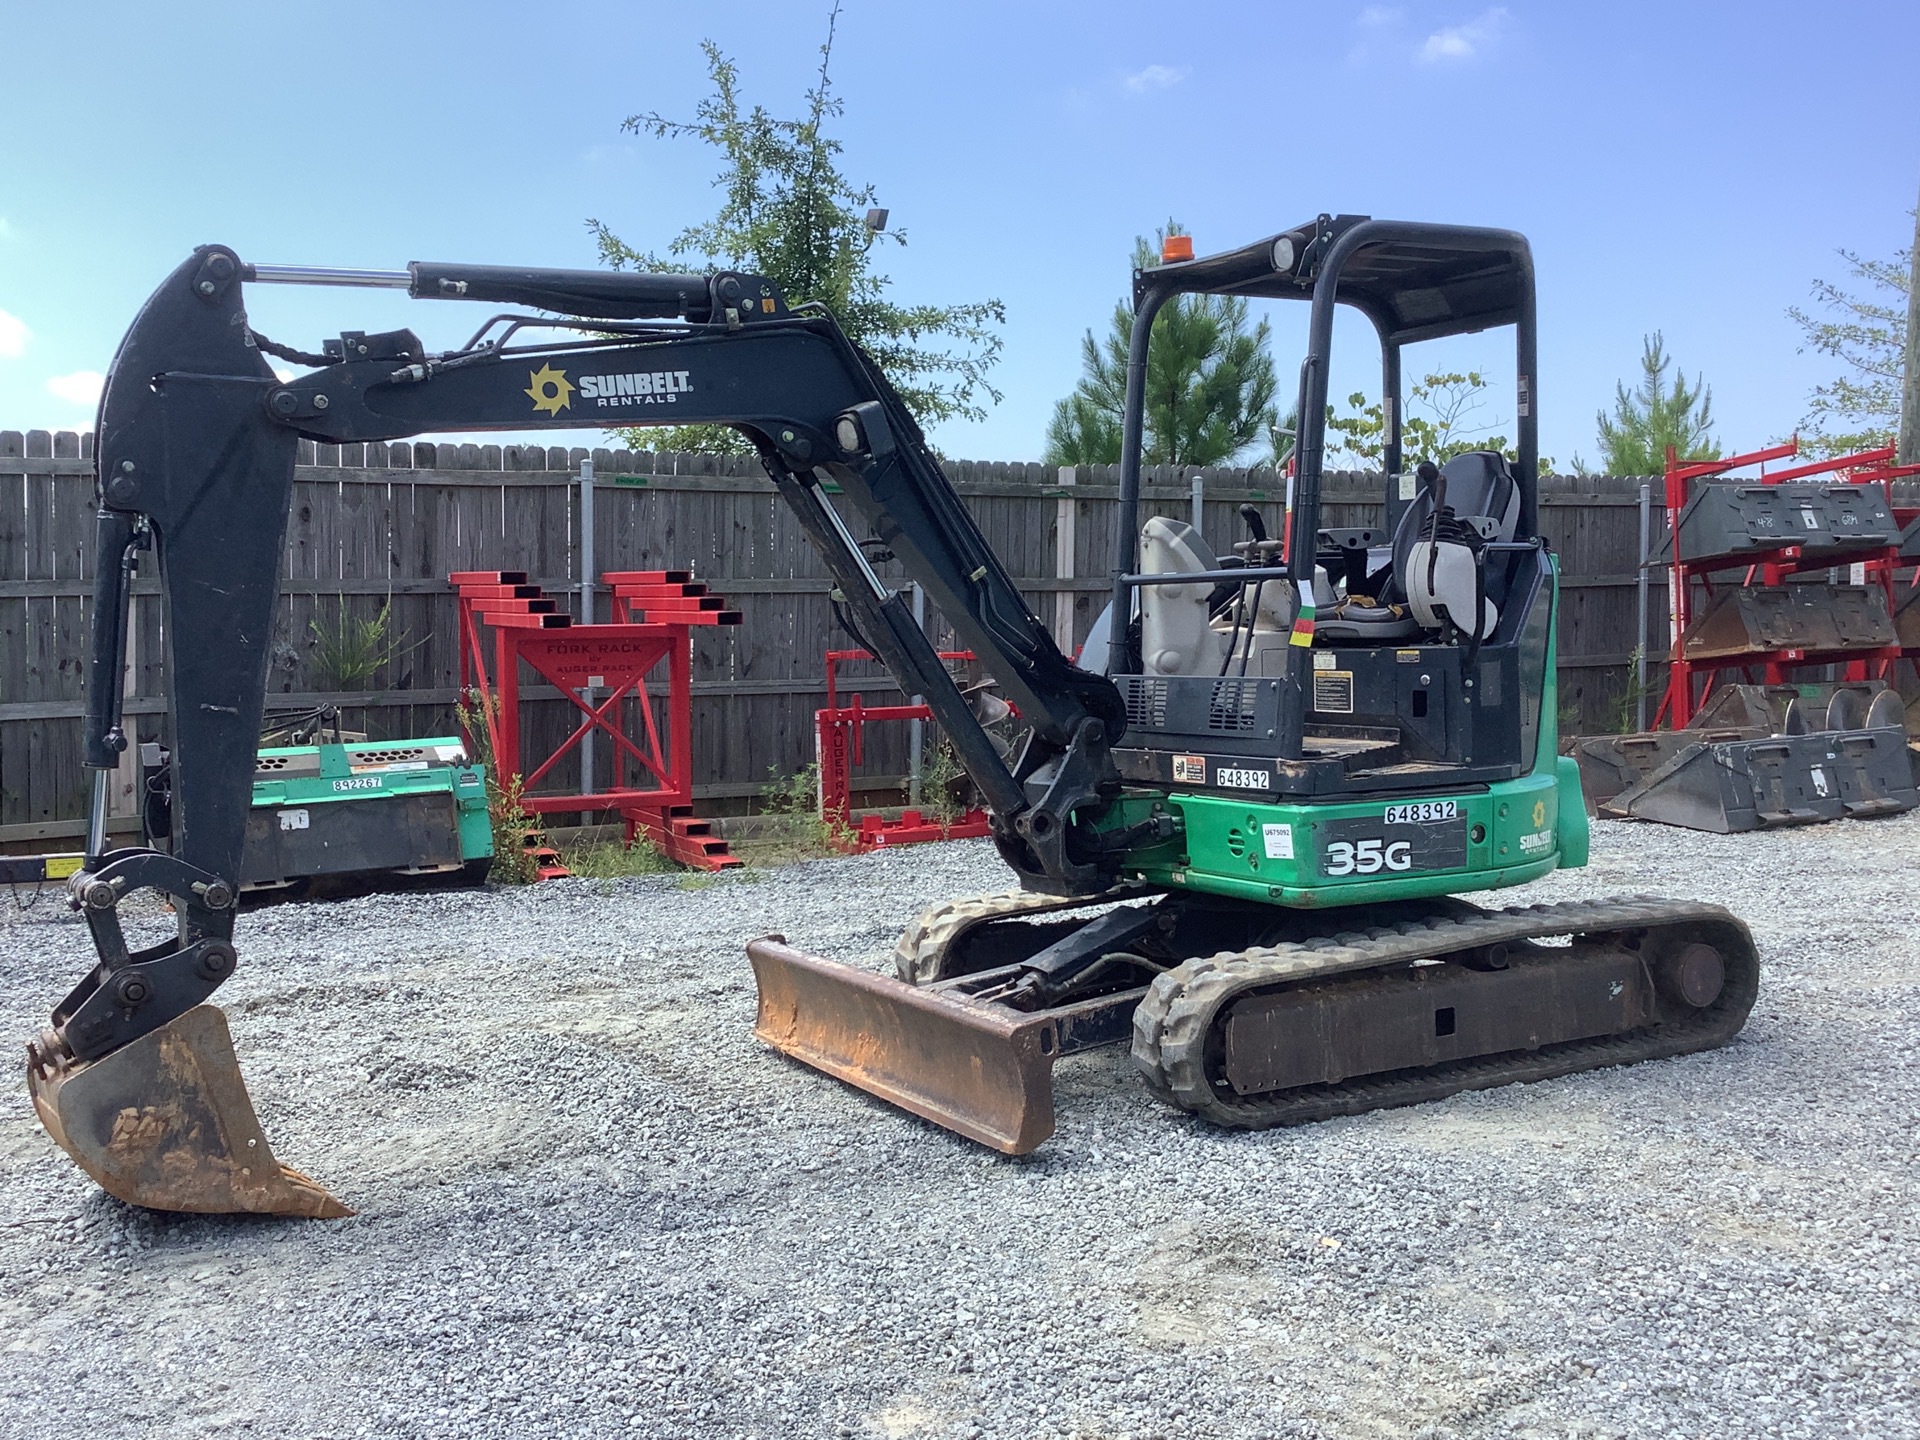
[747,935,1059,1155]
[27,1004,351,1218]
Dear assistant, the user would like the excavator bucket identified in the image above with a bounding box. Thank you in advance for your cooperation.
[747,936,1060,1154]
[27,1005,350,1218]
[1568,726,1763,811]
[1680,583,1895,660]
[1606,728,1917,832]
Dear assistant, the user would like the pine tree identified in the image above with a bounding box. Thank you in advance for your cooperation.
[1043,227,1278,468]
[587,4,1004,452]
[1592,333,1718,475]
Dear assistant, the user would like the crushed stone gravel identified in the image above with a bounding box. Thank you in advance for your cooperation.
[1,813,1916,1439]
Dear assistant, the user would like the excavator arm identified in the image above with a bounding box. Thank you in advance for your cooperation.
[30,244,1126,1215]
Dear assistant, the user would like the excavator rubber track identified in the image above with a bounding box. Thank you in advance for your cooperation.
[1131,895,1758,1128]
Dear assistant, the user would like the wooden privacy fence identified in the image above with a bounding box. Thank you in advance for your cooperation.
[3,426,1674,843]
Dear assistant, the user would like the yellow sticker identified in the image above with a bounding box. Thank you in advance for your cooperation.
[1531,800,1547,828]
[45,854,84,879]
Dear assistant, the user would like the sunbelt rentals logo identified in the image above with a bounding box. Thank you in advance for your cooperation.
[1518,798,1553,854]
[577,368,695,409]
[526,364,574,416]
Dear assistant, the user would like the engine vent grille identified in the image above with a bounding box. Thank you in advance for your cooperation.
[1124,678,1169,729]
[1207,679,1260,732]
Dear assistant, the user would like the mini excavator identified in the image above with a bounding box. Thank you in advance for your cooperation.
[30,217,1757,1216]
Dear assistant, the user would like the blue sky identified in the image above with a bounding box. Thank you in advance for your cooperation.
[1,1,1914,470]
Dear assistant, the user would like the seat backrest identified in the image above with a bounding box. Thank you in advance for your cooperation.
[1435,451,1521,539]
[1385,451,1521,601]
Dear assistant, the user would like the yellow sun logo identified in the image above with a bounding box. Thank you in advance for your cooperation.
[1531,800,1547,829]
[526,364,574,416]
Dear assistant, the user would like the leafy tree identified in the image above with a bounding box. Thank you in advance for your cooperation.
[1786,217,1912,457]
[1043,226,1279,468]
[587,4,1004,453]
[1324,371,1548,470]
[1589,332,1718,475]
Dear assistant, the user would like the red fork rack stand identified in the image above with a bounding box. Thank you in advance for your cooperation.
[451,569,744,871]
[1654,441,1920,727]
[816,649,995,851]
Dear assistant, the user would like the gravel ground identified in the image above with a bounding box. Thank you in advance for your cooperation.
[1,814,1916,1440]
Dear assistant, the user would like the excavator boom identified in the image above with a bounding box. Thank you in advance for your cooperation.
[33,246,1126,1214]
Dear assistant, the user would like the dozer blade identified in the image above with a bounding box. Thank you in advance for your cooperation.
[27,1004,350,1218]
[748,936,1060,1155]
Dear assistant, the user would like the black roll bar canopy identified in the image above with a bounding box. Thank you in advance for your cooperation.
[1132,214,1534,346]
[1105,214,1541,757]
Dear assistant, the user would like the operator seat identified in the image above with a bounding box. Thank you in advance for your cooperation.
[1316,451,1521,644]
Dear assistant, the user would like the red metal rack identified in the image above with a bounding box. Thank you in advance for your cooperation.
[451,569,743,871]
[1654,442,1920,727]
[816,649,996,851]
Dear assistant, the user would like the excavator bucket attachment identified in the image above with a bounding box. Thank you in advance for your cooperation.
[27,1005,350,1218]
[747,937,1060,1155]
[1680,583,1895,660]
[1607,728,1917,832]
[1568,726,1763,811]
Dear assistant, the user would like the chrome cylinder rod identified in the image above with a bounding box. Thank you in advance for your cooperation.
[85,768,112,862]
[245,264,411,289]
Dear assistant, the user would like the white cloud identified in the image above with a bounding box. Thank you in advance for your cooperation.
[1421,7,1509,62]
[1123,64,1190,94]
[0,308,26,359]
[1347,6,1407,65]
[0,217,13,239]
[47,370,105,408]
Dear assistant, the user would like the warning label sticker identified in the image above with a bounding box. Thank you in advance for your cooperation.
[1312,670,1355,714]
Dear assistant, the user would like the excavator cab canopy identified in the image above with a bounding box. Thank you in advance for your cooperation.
[1104,213,1544,771]
[1134,213,1533,345]
[1119,213,1540,540]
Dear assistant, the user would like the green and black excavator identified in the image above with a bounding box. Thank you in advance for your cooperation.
[31,215,1757,1217]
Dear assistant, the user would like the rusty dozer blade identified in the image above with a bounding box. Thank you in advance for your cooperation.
[27,1004,350,1218]
[748,936,1061,1155]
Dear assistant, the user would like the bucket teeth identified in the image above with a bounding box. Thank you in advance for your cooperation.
[28,1004,350,1219]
